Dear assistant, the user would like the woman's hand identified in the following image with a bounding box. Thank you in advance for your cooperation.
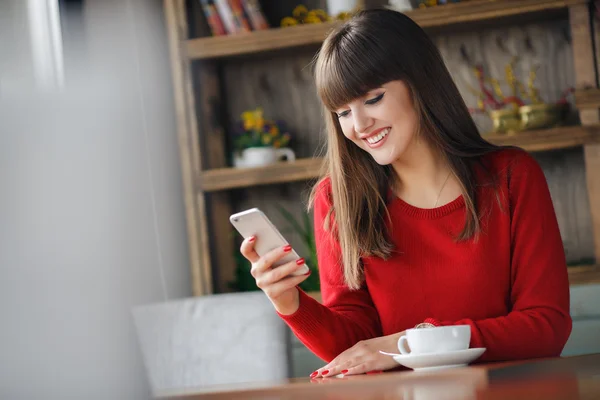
[311,332,405,378]
[240,235,311,315]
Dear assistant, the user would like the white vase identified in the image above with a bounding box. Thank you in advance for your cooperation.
[233,147,296,168]
[326,0,359,16]
[387,0,414,12]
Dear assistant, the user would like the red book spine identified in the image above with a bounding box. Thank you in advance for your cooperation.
[199,0,227,36]
[227,0,252,32]
[214,0,238,34]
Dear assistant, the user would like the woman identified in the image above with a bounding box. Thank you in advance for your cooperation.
[240,9,571,378]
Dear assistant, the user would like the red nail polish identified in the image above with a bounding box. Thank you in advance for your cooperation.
[296,258,305,265]
[283,245,292,252]
[248,236,256,243]
[367,370,383,375]
[322,369,329,376]
[341,369,348,374]
[303,270,311,276]
[310,371,318,378]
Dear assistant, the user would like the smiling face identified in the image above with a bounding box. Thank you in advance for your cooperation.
[334,80,419,166]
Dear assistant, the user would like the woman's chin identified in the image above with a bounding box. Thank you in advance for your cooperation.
[370,151,400,166]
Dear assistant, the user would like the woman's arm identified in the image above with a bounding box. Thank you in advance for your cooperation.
[426,152,572,361]
[277,180,382,362]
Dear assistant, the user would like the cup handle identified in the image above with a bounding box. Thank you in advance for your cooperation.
[398,336,411,355]
[275,148,295,162]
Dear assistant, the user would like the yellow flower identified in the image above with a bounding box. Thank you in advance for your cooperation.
[314,9,330,22]
[304,14,321,24]
[241,111,254,121]
[262,135,272,145]
[293,5,308,19]
[255,118,264,131]
[270,125,279,136]
[244,119,254,130]
[241,109,259,131]
[281,17,298,27]
[273,139,281,148]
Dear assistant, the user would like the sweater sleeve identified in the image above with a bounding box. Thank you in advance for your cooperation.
[277,179,382,362]
[427,151,572,361]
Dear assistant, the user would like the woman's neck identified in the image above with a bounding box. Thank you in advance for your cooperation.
[391,138,458,208]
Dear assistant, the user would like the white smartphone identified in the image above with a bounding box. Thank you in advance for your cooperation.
[229,208,310,276]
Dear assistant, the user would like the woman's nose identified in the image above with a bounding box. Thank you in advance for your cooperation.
[353,111,374,135]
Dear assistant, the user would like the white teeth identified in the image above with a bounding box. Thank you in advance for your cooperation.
[366,128,390,144]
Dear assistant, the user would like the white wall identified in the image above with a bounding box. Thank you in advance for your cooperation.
[0,0,191,398]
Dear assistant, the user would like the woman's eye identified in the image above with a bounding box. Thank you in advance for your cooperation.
[365,93,384,105]
[337,110,350,118]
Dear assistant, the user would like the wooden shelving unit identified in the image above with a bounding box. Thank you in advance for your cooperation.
[186,0,586,60]
[164,0,600,296]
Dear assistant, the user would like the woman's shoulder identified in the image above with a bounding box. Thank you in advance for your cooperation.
[479,147,542,179]
[309,176,334,217]
[313,176,333,201]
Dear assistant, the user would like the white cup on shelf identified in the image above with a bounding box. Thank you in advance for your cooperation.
[233,147,295,168]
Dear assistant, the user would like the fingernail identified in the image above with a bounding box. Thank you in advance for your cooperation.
[283,245,292,252]
[248,236,256,243]
[304,270,311,276]
[310,371,318,378]
[341,369,348,374]
[296,258,305,265]
[322,369,329,376]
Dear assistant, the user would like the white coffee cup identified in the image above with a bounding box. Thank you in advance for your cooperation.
[398,325,471,355]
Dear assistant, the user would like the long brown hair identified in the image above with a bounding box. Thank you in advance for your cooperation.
[309,9,501,290]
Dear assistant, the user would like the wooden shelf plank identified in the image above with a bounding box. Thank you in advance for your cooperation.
[575,88,600,110]
[186,21,341,60]
[199,157,323,191]
[186,0,586,60]
[567,264,600,286]
[199,125,600,192]
[407,0,585,28]
[486,125,600,152]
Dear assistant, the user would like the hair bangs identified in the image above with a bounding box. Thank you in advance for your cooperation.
[315,29,393,111]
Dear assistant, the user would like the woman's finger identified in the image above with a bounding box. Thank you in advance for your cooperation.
[341,362,373,376]
[252,244,294,276]
[258,259,309,287]
[239,236,260,263]
[318,356,360,378]
[263,272,311,298]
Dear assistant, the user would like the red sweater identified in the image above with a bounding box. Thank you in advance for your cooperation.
[279,149,572,363]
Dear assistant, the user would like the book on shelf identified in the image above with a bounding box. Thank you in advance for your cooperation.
[242,0,269,31]
[230,0,254,32]
[214,0,240,34]
[199,0,227,36]
[203,0,269,36]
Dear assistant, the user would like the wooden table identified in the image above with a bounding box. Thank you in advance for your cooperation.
[161,354,600,399]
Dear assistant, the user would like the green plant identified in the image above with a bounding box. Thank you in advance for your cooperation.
[228,251,260,292]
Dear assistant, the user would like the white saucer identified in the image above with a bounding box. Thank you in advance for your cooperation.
[381,348,486,372]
